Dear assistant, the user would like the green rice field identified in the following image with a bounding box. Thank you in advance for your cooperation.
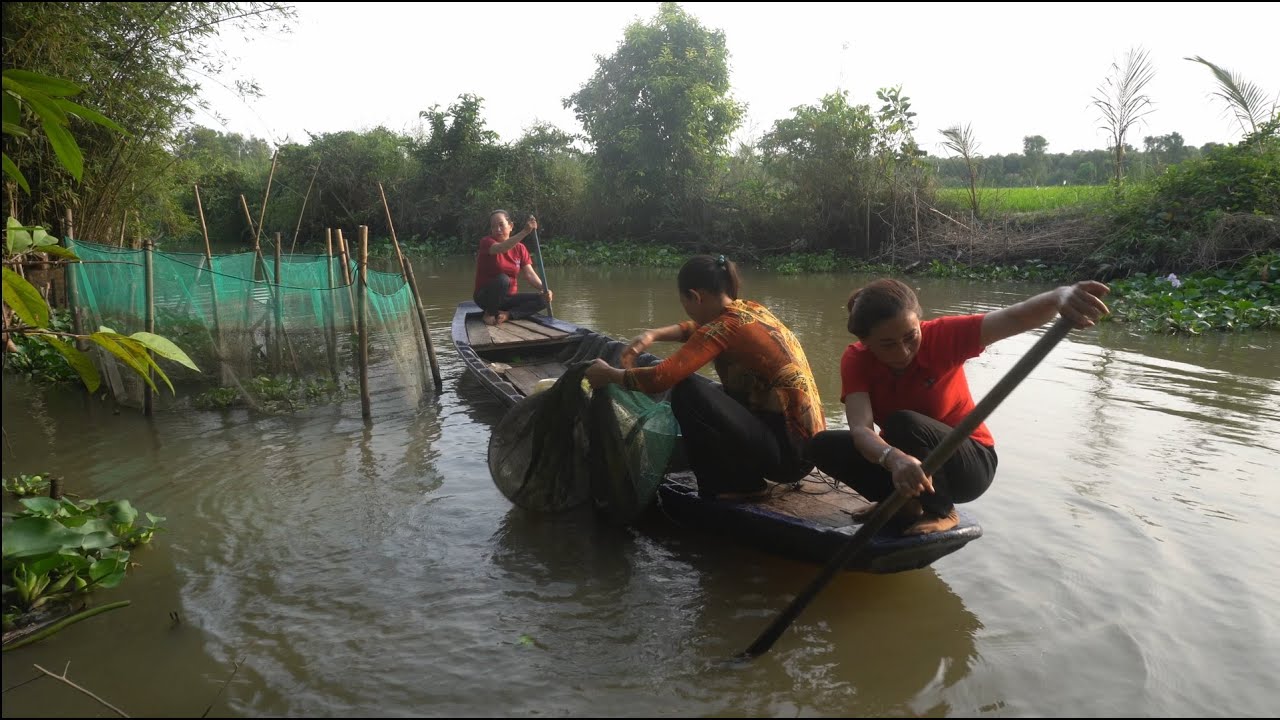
[936,185,1110,213]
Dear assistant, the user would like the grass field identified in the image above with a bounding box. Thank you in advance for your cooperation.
[936,185,1110,213]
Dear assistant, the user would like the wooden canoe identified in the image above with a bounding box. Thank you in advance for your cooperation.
[453,301,982,573]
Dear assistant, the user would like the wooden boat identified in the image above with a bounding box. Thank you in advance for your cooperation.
[453,301,982,573]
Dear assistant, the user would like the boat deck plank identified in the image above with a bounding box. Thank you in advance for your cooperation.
[503,362,568,396]
[467,316,570,349]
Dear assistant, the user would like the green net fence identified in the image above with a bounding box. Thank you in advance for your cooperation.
[66,238,433,411]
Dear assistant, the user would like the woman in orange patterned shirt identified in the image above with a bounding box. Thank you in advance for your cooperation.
[585,255,825,499]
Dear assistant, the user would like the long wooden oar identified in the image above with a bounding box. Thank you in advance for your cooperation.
[738,315,1077,660]
[529,221,553,318]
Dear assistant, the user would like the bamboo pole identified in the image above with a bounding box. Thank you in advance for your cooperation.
[378,182,442,390]
[239,194,256,248]
[913,187,921,256]
[143,239,155,416]
[336,230,353,285]
[289,162,321,255]
[273,232,285,372]
[254,151,279,252]
[864,199,871,257]
[245,199,299,374]
[194,185,227,382]
[324,228,339,381]
[64,209,83,338]
[357,225,371,419]
[402,260,443,390]
[335,228,356,331]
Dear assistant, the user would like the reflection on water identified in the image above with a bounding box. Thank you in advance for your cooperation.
[2,257,1277,717]
[488,506,982,717]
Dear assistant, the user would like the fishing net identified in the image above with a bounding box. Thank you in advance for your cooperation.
[488,362,594,513]
[487,334,680,523]
[588,383,681,523]
[64,238,431,411]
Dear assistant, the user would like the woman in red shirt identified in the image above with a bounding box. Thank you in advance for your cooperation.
[585,255,825,499]
[809,278,1110,535]
[473,210,553,326]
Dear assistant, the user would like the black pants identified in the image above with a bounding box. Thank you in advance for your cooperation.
[474,274,546,320]
[672,374,813,498]
[807,410,997,516]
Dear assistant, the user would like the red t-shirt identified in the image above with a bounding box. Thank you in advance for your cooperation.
[839,314,994,447]
[473,236,531,293]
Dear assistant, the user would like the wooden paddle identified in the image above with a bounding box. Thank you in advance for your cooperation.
[738,315,1077,660]
[529,219,553,318]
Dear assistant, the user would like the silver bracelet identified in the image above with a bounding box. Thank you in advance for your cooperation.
[877,445,894,468]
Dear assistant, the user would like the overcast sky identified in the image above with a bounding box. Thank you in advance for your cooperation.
[197,1,1280,156]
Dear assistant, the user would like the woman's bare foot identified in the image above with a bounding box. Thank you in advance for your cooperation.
[482,313,499,326]
[495,311,510,324]
[903,508,959,535]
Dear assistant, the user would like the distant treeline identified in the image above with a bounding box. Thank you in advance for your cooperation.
[931,132,1211,188]
[5,2,1276,273]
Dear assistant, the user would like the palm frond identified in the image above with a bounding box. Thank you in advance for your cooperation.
[1185,55,1276,135]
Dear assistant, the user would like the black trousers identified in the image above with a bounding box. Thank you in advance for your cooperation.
[672,374,813,498]
[474,274,546,320]
[807,410,997,516]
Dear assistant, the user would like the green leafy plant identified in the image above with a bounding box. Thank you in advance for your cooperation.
[3,474,53,497]
[2,69,124,191]
[3,70,199,396]
[193,375,344,413]
[2,495,164,621]
[1106,267,1280,333]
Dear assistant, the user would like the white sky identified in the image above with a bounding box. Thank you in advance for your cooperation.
[197,1,1280,156]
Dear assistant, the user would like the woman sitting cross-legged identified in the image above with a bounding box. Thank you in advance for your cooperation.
[473,210,552,325]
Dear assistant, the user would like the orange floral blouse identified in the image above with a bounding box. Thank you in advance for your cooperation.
[622,300,825,450]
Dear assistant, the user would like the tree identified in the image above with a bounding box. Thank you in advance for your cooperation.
[1091,46,1156,188]
[3,2,295,242]
[761,91,876,252]
[565,2,743,242]
[1023,134,1048,186]
[410,94,507,240]
[940,124,982,217]
[1075,160,1098,185]
[1161,131,1188,164]
[171,126,273,246]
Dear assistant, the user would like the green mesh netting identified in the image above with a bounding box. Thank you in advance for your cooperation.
[588,384,680,523]
[65,238,431,410]
[487,345,680,523]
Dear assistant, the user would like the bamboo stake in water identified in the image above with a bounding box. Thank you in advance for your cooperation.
[324,228,340,382]
[64,208,83,339]
[143,240,155,417]
[357,225,371,419]
[378,182,443,390]
[194,184,227,382]
[273,232,286,372]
